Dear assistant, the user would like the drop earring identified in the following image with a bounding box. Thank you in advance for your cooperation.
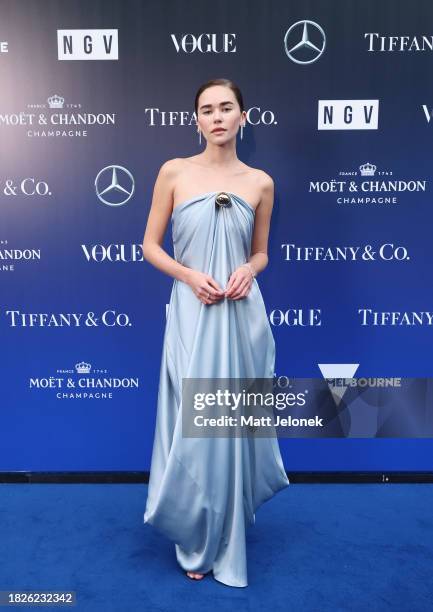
[197,127,201,145]
[240,123,245,141]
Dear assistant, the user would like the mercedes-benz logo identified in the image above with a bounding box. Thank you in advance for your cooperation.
[95,165,135,206]
[283,20,326,65]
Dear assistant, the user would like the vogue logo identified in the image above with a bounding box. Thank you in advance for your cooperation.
[170,33,236,53]
[81,243,144,262]
[269,309,322,326]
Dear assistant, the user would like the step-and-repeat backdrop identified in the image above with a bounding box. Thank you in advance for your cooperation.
[2,0,433,471]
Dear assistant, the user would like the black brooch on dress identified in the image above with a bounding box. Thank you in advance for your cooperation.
[215,192,232,208]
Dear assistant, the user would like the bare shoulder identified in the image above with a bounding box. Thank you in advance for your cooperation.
[242,163,274,189]
[255,168,274,193]
[246,167,274,207]
[158,157,183,176]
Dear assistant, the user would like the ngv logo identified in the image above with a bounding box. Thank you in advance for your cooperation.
[318,100,379,130]
[170,33,236,53]
[57,29,118,60]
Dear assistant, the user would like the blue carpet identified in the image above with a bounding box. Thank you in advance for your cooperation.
[0,483,432,611]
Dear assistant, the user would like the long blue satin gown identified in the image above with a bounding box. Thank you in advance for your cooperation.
[143,191,289,587]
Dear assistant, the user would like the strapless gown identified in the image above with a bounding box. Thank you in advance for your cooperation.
[143,191,289,587]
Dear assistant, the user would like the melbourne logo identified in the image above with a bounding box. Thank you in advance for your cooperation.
[57,29,118,60]
[283,20,325,64]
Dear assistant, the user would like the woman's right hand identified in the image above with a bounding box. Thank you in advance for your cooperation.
[186,270,225,305]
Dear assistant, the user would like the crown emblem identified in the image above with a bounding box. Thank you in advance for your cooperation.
[215,192,231,208]
[359,162,376,176]
[47,94,65,109]
[75,361,91,374]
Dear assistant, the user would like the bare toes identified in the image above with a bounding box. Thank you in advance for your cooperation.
[187,571,204,580]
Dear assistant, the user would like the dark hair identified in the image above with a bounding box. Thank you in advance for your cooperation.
[194,78,244,116]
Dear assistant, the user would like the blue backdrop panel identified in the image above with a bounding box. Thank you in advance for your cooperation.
[1,0,433,471]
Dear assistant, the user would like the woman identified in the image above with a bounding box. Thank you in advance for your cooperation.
[142,78,289,587]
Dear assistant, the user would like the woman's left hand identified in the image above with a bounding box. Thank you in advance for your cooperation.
[225,265,254,300]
